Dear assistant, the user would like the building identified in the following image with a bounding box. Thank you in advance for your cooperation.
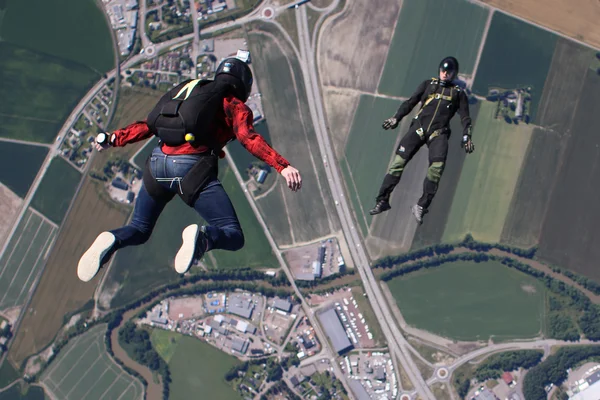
[502,371,514,385]
[236,320,257,335]
[318,245,326,264]
[348,380,370,400]
[571,371,600,400]
[475,389,497,400]
[312,261,322,278]
[256,169,267,184]
[231,338,249,354]
[317,308,352,354]
[296,272,315,281]
[273,298,292,313]
[227,294,254,319]
[0,321,7,330]
[375,367,386,381]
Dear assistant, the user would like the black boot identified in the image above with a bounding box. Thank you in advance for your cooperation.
[370,174,401,215]
[370,200,391,215]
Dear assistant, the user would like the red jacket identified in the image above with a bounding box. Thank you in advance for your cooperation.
[111,95,291,173]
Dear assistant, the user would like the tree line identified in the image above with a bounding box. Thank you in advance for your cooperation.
[523,346,600,399]
[453,350,543,399]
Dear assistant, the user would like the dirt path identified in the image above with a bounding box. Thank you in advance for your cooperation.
[110,308,162,400]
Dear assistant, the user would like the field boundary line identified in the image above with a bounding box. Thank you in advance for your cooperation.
[374,0,405,94]
[323,85,408,102]
[469,8,494,86]
[28,207,58,229]
[0,137,52,148]
[53,340,99,389]
[14,224,56,306]
[95,370,123,400]
[0,217,44,307]
[77,347,116,400]
[0,210,34,282]
[116,381,137,400]
[277,183,296,244]
[41,333,88,378]
[341,156,370,233]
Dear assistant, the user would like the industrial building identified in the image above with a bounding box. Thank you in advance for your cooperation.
[570,370,600,400]
[111,177,129,191]
[318,308,352,354]
[227,294,254,319]
[273,298,292,313]
[474,388,498,400]
[231,338,249,354]
[348,380,370,400]
[312,260,322,278]
[235,320,257,335]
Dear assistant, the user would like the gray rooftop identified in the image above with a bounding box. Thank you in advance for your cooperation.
[273,298,292,312]
[317,308,352,354]
[348,380,370,400]
[227,294,254,319]
[231,338,249,354]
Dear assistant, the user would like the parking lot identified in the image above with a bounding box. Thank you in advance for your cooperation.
[333,292,375,348]
[284,237,346,282]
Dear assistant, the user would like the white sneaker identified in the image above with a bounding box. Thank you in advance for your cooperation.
[175,224,208,274]
[77,232,116,282]
[411,204,424,224]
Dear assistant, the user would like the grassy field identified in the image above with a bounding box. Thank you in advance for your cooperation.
[341,95,402,236]
[0,142,48,198]
[0,208,57,311]
[0,359,19,389]
[247,24,338,243]
[9,177,131,367]
[256,184,293,246]
[150,328,181,363]
[442,101,534,244]
[0,0,114,72]
[411,102,481,250]
[378,0,489,97]
[40,324,144,400]
[168,334,241,400]
[537,69,600,282]
[30,157,82,225]
[387,260,546,341]
[0,43,100,143]
[0,384,46,400]
[472,12,557,123]
[108,86,164,133]
[107,160,277,309]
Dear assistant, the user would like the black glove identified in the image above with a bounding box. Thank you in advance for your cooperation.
[461,134,474,153]
[382,117,399,130]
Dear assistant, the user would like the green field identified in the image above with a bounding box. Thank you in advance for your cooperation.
[342,95,403,236]
[442,101,533,244]
[0,384,46,400]
[256,185,293,245]
[0,359,19,389]
[168,334,241,400]
[0,0,114,73]
[378,0,489,97]
[0,42,99,143]
[247,25,339,243]
[40,324,144,400]
[150,328,181,363]
[387,260,546,341]
[0,208,57,311]
[472,12,557,123]
[31,157,82,224]
[108,160,277,309]
[0,142,48,198]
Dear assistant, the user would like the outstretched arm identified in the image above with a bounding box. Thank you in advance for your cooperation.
[393,80,428,121]
[110,121,154,147]
[228,98,302,191]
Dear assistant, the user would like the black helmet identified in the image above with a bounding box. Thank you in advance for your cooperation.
[439,56,459,82]
[215,57,253,102]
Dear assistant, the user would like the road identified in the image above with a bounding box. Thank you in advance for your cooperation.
[293,2,435,399]
[224,149,355,396]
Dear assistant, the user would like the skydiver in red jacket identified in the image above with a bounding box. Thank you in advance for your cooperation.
[77,57,302,282]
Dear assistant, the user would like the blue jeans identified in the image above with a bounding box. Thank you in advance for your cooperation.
[110,147,244,252]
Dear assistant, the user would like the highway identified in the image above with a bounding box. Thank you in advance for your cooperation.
[293,2,435,398]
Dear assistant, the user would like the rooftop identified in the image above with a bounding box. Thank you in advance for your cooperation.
[317,308,352,354]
